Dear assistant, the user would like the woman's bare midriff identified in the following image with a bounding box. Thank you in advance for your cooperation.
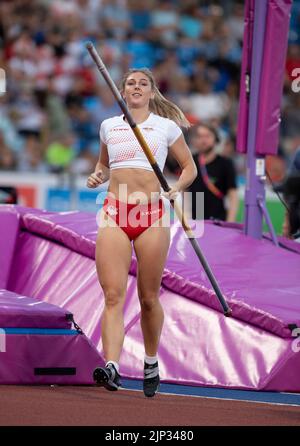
[108,168,162,204]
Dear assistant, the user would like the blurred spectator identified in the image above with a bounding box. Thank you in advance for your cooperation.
[286,44,300,81]
[67,102,95,154]
[124,33,156,68]
[0,145,16,170]
[0,99,24,153]
[84,86,119,123]
[73,0,103,38]
[289,0,300,44]
[281,92,300,139]
[179,4,204,41]
[265,155,286,185]
[222,80,239,134]
[187,123,238,222]
[0,131,17,170]
[83,85,120,153]
[197,16,220,61]
[152,52,182,93]
[176,38,200,76]
[18,134,47,172]
[218,22,242,64]
[45,133,75,173]
[9,87,46,139]
[128,1,152,38]
[71,148,96,175]
[189,77,229,121]
[168,73,196,121]
[93,40,124,87]
[150,0,179,48]
[225,2,244,43]
[35,76,71,140]
[100,0,131,40]
[9,27,37,82]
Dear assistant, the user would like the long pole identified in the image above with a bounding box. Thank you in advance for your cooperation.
[86,42,231,317]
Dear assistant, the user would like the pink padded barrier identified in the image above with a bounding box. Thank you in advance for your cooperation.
[1,205,299,390]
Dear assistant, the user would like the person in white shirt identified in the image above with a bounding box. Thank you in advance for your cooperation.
[87,68,197,397]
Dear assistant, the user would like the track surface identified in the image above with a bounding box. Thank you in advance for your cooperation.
[0,384,300,426]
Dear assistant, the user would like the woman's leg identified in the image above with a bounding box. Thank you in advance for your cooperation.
[96,212,132,363]
[133,223,170,356]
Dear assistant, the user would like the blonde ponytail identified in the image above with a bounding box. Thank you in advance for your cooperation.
[121,68,191,129]
[150,86,190,128]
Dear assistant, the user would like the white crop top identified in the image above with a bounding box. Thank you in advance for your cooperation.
[99,113,182,171]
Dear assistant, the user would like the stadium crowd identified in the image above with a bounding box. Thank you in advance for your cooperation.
[0,0,299,183]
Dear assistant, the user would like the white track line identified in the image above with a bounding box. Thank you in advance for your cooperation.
[119,386,300,408]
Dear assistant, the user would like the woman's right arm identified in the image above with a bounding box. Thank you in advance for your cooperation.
[87,143,110,188]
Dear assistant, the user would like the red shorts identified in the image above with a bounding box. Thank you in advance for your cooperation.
[102,195,165,241]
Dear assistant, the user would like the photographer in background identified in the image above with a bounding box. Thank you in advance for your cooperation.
[282,148,300,240]
[187,123,239,222]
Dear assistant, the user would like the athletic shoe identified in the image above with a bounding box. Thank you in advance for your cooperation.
[143,361,160,397]
[93,363,121,391]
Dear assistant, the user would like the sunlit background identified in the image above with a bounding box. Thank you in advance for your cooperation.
[0,0,300,233]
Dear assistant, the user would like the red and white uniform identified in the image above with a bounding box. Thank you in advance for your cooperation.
[99,113,182,171]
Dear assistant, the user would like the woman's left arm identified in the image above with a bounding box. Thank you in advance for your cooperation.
[164,135,198,200]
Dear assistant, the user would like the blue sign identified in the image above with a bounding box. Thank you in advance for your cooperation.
[46,188,71,212]
[77,190,107,213]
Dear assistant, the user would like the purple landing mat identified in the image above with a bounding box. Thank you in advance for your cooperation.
[0,289,72,329]
[5,232,299,390]
[121,289,299,391]
[163,222,300,338]
[5,205,300,339]
[0,331,104,384]
[7,232,140,352]
[1,205,300,390]
[206,219,300,255]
